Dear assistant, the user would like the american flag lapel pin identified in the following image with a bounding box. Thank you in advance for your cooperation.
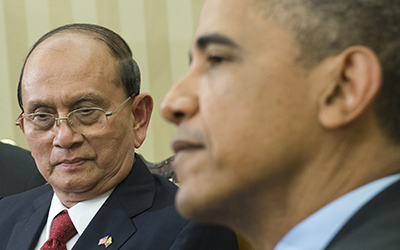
[98,235,112,248]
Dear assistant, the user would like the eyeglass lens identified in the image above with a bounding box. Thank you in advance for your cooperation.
[21,108,108,139]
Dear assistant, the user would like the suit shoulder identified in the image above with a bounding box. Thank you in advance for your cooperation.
[327,180,400,249]
[0,184,52,211]
[153,174,178,193]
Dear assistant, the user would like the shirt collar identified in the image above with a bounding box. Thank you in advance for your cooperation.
[46,188,114,237]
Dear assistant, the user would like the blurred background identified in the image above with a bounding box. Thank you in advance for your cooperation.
[0,0,205,162]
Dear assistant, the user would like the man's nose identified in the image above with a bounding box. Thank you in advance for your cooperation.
[161,73,199,125]
[52,119,83,149]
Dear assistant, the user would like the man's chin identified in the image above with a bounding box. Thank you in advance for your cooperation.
[175,187,224,225]
[175,188,202,220]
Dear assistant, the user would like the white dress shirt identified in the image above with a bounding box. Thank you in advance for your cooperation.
[34,188,114,250]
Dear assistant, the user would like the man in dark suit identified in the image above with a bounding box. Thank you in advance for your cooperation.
[0,23,238,250]
[160,0,400,249]
[0,141,46,197]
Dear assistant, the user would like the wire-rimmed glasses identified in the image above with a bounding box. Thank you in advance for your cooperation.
[15,95,133,140]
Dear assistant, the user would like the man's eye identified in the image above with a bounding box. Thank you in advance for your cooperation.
[77,108,96,116]
[33,113,53,121]
[28,113,54,129]
[74,108,103,125]
[208,55,225,65]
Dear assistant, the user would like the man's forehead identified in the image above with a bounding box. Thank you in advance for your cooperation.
[24,33,114,77]
[195,0,269,41]
[21,33,120,100]
[199,0,256,24]
[194,0,291,52]
[198,0,303,33]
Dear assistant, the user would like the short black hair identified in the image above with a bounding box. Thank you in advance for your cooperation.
[17,23,141,110]
[256,0,400,143]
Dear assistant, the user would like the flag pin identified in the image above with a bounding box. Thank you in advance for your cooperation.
[98,235,112,248]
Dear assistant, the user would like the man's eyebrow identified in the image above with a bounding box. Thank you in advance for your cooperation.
[73,94,108,107]
[25,94,106,112]
[196,33,239,50]
[24,101,48,112]
[76,93,103,103]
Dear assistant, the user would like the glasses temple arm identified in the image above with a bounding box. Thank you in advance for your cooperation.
[105,95,133,117]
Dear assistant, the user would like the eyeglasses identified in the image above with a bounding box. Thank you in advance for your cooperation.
[15,96,133,140]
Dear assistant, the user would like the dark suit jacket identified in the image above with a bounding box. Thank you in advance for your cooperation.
[326,179,400,249]
[0,142,46,198]
[0,154,238,250]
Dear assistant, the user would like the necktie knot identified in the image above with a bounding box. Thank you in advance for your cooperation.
[40,210,77,250]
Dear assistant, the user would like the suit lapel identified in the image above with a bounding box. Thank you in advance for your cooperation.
[73,154,156,250]
[6,186,52,250]
[72,194,137,250]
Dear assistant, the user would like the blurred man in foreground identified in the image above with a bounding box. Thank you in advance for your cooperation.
[161,0,400,249]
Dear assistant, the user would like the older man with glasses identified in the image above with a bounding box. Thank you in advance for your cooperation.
[0,23,238,250]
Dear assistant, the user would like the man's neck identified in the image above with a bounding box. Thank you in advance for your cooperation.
[227,139,400,250]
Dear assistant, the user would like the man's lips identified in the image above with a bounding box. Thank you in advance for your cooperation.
[55,158,88,167]
[172,140,204,154]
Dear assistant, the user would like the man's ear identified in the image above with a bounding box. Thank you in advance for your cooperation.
[131,93,153,148]
[318,46,382,128]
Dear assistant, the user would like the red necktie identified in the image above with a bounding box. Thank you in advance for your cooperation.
[40,210,77,250]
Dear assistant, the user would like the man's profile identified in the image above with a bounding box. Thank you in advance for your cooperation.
[161,0,400,249]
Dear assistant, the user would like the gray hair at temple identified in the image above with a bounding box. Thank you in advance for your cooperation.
[17,23,140,110]
[255,0,400,143]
